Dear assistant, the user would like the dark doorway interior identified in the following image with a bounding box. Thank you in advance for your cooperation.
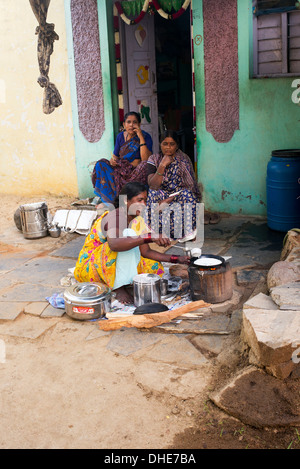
[154,8,194,161]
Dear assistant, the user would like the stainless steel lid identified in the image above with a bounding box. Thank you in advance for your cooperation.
[64,283,110,305]
[133,273,161,285]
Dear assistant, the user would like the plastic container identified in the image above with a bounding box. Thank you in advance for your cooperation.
[266,150,300,232]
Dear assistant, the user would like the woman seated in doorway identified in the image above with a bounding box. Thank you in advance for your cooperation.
[92,111,153,204]
[74,182,189,304]
[146,130,202,242]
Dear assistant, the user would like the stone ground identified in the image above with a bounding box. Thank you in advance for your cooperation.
[0,194,299,450]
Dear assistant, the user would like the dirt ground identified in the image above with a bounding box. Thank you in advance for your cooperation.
[0,194,299,450]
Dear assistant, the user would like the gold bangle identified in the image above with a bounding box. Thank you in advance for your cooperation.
[156,171,164,176]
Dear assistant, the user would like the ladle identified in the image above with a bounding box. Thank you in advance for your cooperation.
[171,245,202,258]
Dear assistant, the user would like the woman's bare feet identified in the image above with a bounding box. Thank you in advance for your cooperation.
[114,286,133,305]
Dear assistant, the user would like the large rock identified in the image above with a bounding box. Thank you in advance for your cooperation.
[210,366,300,427]
[267,261,300,290]
[281,229,300,260]
[243,292,278,310]
[270,281,300,311]
[242,307,300,379]
[286,246,300,266]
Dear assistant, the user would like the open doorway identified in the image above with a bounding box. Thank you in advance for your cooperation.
[155,9,194,162]
[118,7,194,162]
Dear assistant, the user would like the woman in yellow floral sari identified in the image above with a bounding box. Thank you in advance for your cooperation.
[74,182,189,303]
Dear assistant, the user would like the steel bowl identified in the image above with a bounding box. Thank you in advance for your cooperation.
[48,225,61,238]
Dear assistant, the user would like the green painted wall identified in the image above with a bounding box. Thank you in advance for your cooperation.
[64,0,118,199]
[193,0,300,215]
[65,0,300,212]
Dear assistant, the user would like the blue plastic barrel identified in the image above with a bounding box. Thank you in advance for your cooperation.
[266,149,300,232]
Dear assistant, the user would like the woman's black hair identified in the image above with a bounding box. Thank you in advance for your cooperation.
[114,182,147,208]
[159,129,179,145]
[123,111,141,124]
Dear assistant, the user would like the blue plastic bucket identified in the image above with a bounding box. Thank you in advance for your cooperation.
[266,149,300,232]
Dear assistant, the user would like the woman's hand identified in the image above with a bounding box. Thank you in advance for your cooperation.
[151,235,171,248]
[161,154,173,168]
[110,155,119,167]
[177,256,190,265]
[133,125,143,140]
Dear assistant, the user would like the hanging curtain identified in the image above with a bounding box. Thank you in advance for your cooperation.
[29,0,62,114]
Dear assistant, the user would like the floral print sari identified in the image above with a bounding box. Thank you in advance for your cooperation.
[74,211,164,288]
[146,150,201,239]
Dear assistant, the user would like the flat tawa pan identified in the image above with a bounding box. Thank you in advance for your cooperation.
[133,303,169,315]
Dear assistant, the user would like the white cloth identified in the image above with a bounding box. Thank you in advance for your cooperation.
[52,210,97,235]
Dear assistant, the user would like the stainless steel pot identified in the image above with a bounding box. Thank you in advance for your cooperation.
[133,273,162,307]
[64,283,111,320]
[160,278,168,296]
[19,202,49,239]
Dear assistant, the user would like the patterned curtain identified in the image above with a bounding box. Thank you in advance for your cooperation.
[29,0,62,114]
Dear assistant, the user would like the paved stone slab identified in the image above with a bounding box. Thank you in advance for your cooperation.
[0,276,16,294]
[41,304,65,318]
[236,269,267,285]
[133,359,212,399]
[51,320,99,341]
[4,256,74,287]
[228,309,243,332]
[50,236,85,259]
[167,239,226,257]
[85,327,112,340]
[138,334,209,366]
[24,302,48,316]
[244,292,278,310]
[106,328,163,356]
[226,222,284,268]
[0,302,28,320]
[134,357,212,402]
[0,315,58,339]
[0,251,37,274]
[204,217,248,240]
[0,283,64,302]
[189,334,227,357]
[201,239,227,256]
